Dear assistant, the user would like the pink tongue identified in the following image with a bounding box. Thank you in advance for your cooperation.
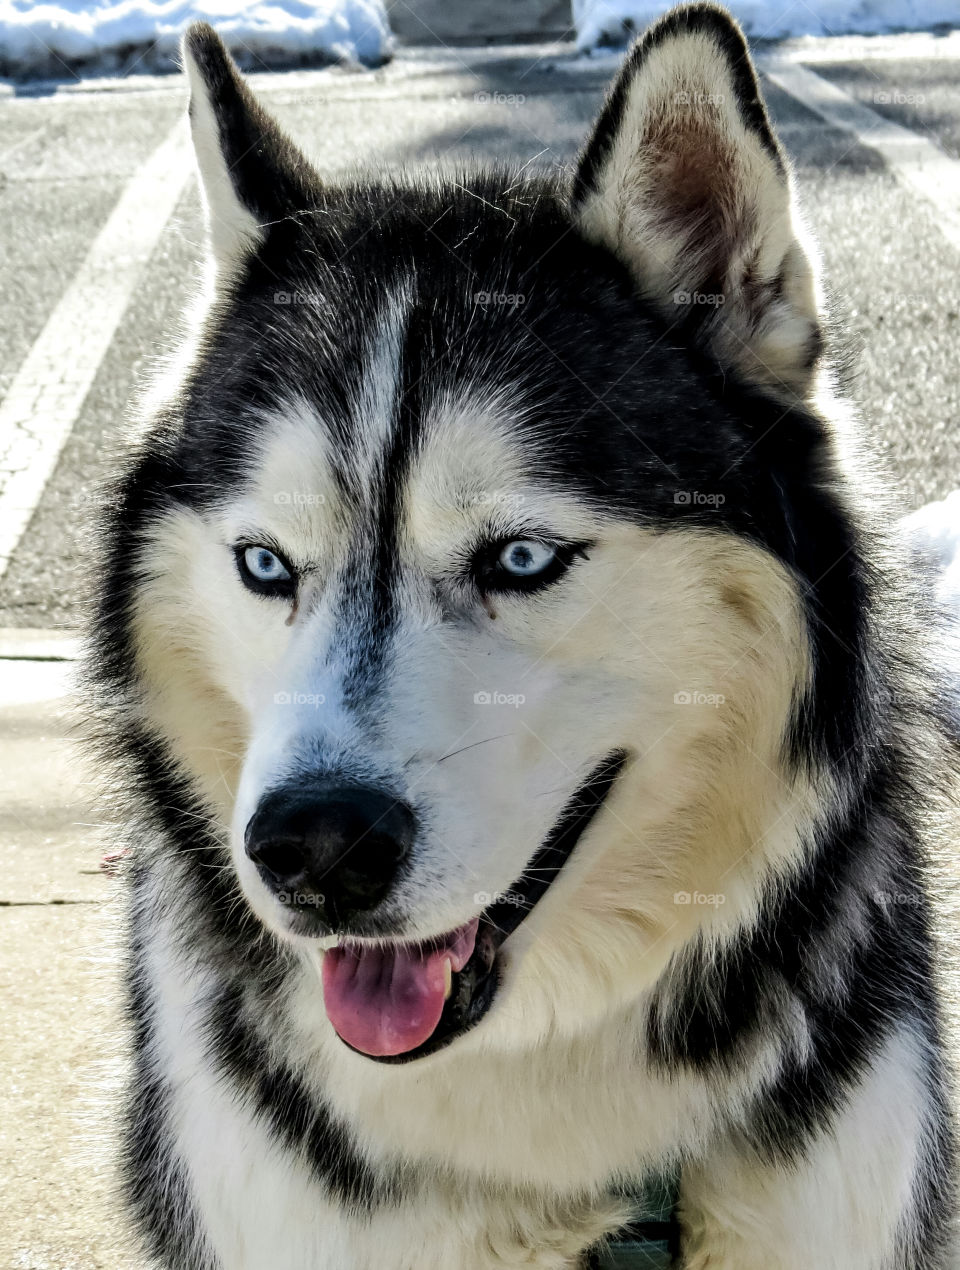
[321,919,480,1057]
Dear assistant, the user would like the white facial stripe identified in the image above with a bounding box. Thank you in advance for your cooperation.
[344,284,412,495]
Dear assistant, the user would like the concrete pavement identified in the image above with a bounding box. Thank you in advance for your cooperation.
[0,651,136,1269]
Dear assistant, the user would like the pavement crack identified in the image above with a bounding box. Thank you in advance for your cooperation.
[0,897,103,906]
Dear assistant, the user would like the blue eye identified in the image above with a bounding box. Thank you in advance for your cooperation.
[475,537,587,595]
[236,544,296,596]
[499,540,556,577]
[244,546,290,582]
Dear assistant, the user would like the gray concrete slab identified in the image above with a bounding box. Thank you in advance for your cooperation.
[0,661,109,903]
[0,628,80,658]
[0,660,134,1269]
[0,903,135,1270]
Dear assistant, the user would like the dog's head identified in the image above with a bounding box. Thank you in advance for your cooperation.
[104,6,868,1063]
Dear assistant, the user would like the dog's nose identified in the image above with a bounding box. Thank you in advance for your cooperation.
[244,781,415,928]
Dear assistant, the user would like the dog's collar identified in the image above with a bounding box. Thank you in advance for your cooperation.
[586,1172,680,1268]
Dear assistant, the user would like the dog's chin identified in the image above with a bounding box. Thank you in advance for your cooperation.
[269,750,629,1064]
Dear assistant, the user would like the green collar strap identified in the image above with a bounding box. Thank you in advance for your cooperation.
[586,1172,680,1269]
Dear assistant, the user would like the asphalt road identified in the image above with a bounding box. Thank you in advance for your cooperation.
[2,36,960,630]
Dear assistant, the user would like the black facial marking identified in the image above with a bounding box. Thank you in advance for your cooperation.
[95,165,882,849]
[124,909,215,1270]
[647,752,955,1185]
[205,985,407,1209]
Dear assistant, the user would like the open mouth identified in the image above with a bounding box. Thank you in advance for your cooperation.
[320,750,627,1063]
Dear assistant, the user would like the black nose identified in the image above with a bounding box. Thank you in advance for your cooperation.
[244,781,415,929]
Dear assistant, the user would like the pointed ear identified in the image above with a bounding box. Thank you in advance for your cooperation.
[181,23,320,271]
[572,4,823,396]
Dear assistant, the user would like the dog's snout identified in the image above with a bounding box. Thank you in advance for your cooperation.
[244,782,415,928]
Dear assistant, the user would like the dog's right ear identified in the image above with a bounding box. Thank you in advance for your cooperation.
[572,4,822,396]
[181,24,320,271]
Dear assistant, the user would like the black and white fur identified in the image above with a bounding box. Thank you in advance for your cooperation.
[85,6,958,1266]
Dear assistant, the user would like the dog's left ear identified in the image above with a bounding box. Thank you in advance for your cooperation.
[181,23,320,273]
[573,3,822,396]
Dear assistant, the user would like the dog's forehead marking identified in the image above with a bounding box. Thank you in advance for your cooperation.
[230,286,412,544]
[404,394,606,561]
[344,284,411,487]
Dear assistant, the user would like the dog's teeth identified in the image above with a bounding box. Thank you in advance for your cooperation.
[443,958,453,1000]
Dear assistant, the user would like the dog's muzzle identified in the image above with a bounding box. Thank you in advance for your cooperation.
[303,750,628,1064]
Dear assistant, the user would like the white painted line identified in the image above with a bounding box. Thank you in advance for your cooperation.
[761,58,960,256]
[0,658,74,706]
[0,118,192,580]
[0,627,80,660]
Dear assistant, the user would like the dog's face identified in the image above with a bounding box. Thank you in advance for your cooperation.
[115,9,853,1062]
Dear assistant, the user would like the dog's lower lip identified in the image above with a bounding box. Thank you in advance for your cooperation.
[336,748,628,1065]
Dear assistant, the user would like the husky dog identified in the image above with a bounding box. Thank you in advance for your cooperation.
[86,4,958,1267]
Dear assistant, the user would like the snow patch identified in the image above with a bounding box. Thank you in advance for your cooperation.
[573,0,960,48]
[903,492,960,717]
[902,491,960,610]
[0,0,392,78]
